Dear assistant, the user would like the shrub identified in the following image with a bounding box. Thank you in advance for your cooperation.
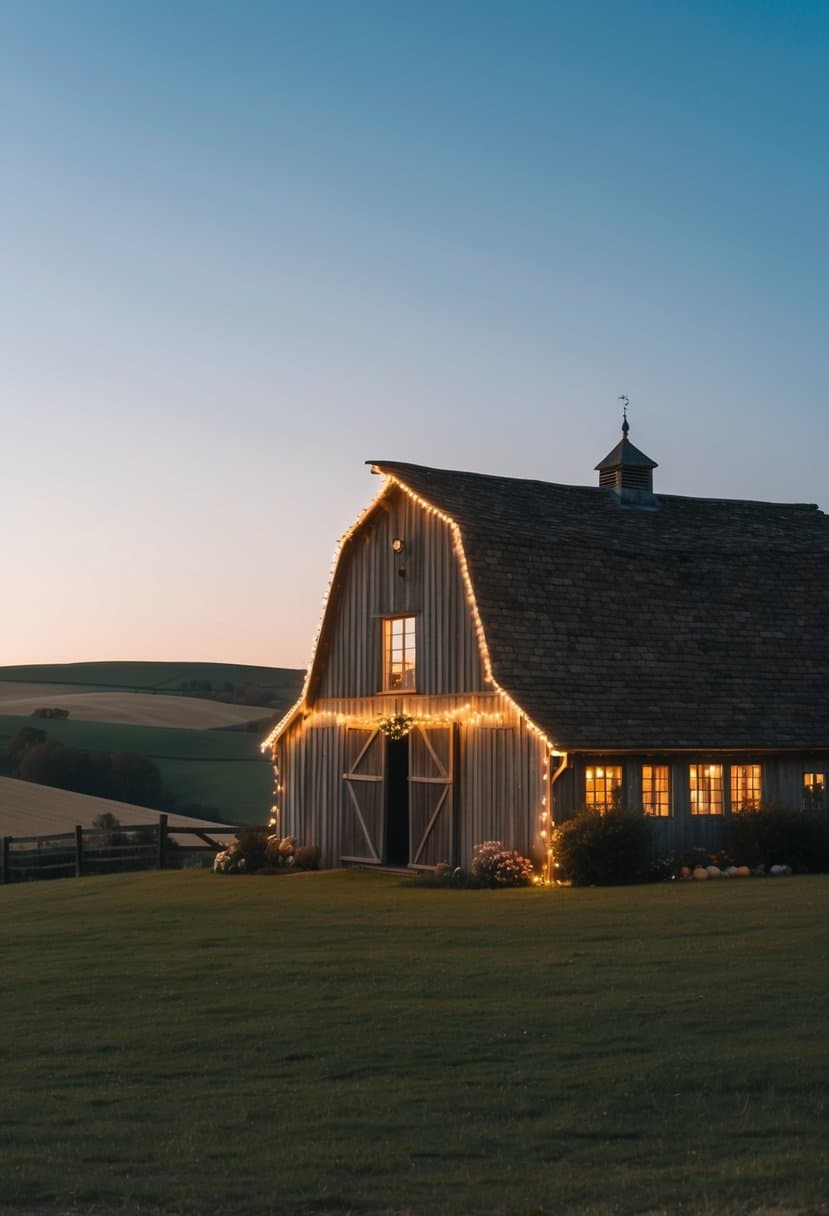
[552,808,654,886]
[235,829,269,873]
[730,808,829,873]
[294,844,321,871]
[213,841,245,873]
[265,834,296,867]
[470,841,534,888]
[215,833,321,875]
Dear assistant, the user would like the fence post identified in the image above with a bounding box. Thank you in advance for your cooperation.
[74,825,84,877]
[1,837,10,884]
[157,815,168,870]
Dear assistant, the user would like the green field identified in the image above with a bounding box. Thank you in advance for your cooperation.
[2,871,827,1215]
[0,714,272,823]
[0,659,303,703]
[0,661,303,823]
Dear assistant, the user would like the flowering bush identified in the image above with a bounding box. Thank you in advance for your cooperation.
[470,840,534,888]
[213,841,245,873]
[214,832,321,874]
[265,833,297,867]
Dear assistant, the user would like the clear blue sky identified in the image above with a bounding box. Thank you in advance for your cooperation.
[2,1,827,668]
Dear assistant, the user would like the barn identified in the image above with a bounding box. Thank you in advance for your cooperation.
[264,425,829,874]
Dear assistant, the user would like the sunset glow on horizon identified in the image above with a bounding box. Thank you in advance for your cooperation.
[2,2,826,670]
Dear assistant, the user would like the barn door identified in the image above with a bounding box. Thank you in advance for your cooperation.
[409,725,454,869]
[341,728,384,863]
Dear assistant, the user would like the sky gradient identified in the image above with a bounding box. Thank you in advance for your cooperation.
[2,1,827,669]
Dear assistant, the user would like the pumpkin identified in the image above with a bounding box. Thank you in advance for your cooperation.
[692,866,709,880]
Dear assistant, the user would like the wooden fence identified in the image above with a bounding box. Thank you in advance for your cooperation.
[0,817,247,884]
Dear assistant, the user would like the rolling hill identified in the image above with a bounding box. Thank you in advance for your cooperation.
[0,661,304,824]
[0,775,233,837]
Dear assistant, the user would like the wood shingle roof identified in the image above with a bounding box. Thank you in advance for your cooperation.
[372,460,829,752]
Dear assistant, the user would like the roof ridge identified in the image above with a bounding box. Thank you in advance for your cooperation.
[370,459,822,513]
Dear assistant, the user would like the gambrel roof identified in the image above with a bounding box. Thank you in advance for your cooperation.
[371,460,829,752]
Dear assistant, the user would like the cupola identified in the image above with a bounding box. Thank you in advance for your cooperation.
[595,408,658,506]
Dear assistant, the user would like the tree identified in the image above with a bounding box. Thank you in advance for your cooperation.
[7,726,48,773]
[18,741,112,797]
[110,752,163,808]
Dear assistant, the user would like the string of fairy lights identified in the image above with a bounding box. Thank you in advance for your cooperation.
[262,471,562,881]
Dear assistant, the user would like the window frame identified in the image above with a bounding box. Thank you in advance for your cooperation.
[641,763,672,817]
[689,763,724,816]
[381,614,417,693]
[802,771,826,811]
[584,764,624,813]
[729,763,762,813]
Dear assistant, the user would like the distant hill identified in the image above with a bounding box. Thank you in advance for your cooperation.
[0,689,279,730]
[0,661,305,824]
[0,660,304,710]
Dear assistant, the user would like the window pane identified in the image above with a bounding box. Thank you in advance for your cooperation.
[382,616,416,692]
[689,763,723,815]
[803,772,826,810]
[730,764,761,812]
[585,765,623,812]
[642,764,670,816]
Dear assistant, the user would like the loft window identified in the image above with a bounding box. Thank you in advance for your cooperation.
[642,764,671,816]
[382,616,416,691]
[585,765,623,812]
[803,772,826,811]
[689,763,723,815]
[730,764,762,812]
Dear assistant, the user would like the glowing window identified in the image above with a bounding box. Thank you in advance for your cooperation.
[730,764,762,812]
[585,765,623,812]
[803,772,825,811]
[642,764,671,816]
[689,763,723,815]
[382,616,416,691]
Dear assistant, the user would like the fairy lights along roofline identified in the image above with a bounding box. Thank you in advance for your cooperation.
[262,469,559,754]
[261,479,394,751]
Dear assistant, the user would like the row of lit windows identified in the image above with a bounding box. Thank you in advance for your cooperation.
[585,765,826,815]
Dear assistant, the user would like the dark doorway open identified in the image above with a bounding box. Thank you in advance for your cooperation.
[385,736,410,865]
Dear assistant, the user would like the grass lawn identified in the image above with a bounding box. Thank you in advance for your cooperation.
[2,872,828,1216]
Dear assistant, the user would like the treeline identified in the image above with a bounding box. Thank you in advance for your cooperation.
[5,727,164,808]
[178,679,283,708]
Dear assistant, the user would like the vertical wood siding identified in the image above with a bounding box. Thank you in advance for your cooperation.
[275,696,549,868]
[316,487,486,698]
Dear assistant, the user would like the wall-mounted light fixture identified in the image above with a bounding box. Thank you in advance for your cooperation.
[391,537,407,578]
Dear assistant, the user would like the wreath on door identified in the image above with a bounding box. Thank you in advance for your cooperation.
[377,713,415,740]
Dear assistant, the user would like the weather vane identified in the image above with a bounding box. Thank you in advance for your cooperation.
[618,394,630,436]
